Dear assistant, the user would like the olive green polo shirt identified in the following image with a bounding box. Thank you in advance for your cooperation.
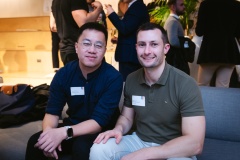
[124,63,204,144]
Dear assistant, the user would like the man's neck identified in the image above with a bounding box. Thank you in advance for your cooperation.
[144,62,165,86]
[79,63,101,79]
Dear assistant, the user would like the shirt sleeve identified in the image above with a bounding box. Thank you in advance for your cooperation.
[46,69,67,117]
[71,0,88,11]
[91,70,124,127]
[179,77,205,117]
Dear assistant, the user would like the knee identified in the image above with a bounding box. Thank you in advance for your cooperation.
[90,142,108,156]
[25,131,42,159]
[89,140,114,160]
[27,132,41,148]
[92,142,109,151]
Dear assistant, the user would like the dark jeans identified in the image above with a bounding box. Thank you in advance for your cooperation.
[60,52,78,66]
[25,122,98,160]
[119,62,142,81]
[51,31,60,68]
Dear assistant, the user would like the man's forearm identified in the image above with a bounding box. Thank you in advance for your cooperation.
[114,114,133,135]
[123,134,203,160]
[42,113,59,131]
[71,119,102,137]
[86,7,102,23]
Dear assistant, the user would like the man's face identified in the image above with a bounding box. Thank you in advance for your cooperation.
[136,29,170,69]
[75,29,106,71]
[175,0,185,15]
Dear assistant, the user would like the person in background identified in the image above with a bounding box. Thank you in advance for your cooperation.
[51,0,103,66]
[90,22,205,160]
[25,22,123,160]
[49,12,60,72]
[110,0,129,45]
[117,0,128,19]
[195,0,240,88]
[104,0,150,81]
[164,0,190,75]
[86,0,107,28]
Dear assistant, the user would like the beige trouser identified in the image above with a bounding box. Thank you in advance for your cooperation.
[198,63,235,88]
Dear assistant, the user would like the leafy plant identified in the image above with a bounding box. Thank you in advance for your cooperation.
[148,0,199,35]
[148,0,169,26]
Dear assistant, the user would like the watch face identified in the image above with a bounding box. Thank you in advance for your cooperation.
[67,127,73,138]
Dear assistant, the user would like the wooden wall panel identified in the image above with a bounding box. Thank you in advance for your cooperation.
[0,16,49,32]
[0,17,51,51]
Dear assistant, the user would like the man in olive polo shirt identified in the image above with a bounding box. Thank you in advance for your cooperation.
[90,22,205,160]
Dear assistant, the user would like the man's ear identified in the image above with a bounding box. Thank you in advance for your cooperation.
[164,43,170,55]
[75,42,78,51]
[170,4,176,12]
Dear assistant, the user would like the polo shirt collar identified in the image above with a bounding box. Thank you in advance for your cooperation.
[157,62,170,85]
[138,68,146,84]
[138,62,170,86]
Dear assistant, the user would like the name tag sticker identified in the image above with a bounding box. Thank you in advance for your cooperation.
[71,87,85,96]
[132,95,145,107]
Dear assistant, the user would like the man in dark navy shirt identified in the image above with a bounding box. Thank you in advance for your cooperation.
[25,22,123,160]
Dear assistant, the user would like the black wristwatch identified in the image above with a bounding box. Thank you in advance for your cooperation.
[64,126,73,140]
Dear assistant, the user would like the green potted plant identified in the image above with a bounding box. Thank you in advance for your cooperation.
[148,0,199,36]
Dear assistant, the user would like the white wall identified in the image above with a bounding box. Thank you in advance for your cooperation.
[0,0,153,18]
[0,0,48,18]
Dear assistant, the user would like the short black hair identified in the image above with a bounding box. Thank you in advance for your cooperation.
[167,0,177,7]
[136,22,169,44]
[77,22,108,43]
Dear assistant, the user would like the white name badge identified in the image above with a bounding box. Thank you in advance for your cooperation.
[132,95,145,107]
[71,87,85,96]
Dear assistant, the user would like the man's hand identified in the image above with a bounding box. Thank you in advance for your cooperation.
[34,127,66,153]
[94,129,123,144]
[43,145,62,159]
[104,4,115,16]
[91,1,103,12]
[50,26,57,32]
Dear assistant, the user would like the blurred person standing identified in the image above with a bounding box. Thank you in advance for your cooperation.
[105,0,150,81]
[109,0,129,45]
[117,0,128,19]
[195,0,240,87]
[51,0,103,65]
[50,12,60,71]
[164,0,190,75]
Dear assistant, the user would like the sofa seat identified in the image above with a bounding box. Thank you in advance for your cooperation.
[0,121,42,160]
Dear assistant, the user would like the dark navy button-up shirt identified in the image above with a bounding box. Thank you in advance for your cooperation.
[46,60,123,129]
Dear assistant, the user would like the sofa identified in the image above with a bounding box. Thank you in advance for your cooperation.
[196,86,240,160]
[0,86,239,160]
